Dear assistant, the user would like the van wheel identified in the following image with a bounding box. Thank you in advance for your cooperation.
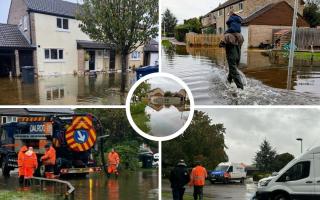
[1,158,10,177]
[274,193,290,200]
[223,178,229,184]
[210,180,215,184]
[240,177,245,184]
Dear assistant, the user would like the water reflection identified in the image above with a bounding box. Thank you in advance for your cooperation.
[162,46,320,105]
[0,73,135,105]
[146,104,190,137]
[0,170,158,200]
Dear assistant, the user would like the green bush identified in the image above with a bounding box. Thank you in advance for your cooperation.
[252,172,272,181]
[175,25,189,42]
[131,103,147,115]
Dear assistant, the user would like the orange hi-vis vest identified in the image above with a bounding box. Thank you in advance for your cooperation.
[41,146,56,165]
[190,165,208,186]
[23,151,38,179]
[18,146,28,176]
[108,152,120,165]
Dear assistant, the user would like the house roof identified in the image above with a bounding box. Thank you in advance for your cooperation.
[144,39,158,52]
[211,0,243,13]
[24,0,80,18]
[0,108,74,116]
[242,1,309,26]
[0,23,34,49]
[77,40,113,50]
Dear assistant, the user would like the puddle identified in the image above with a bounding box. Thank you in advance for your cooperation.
[0,73,136,105]
[162,46,320,105]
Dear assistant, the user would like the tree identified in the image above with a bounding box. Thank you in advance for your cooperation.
[162,111,228,169]
[77,0,158,92]
[304,0,320,27]
[133,81,151,102]
[272,153,295,172]
[164,91,173,97]
[174,17,202,42]
[254,139,277,172]
[162,9,177,36]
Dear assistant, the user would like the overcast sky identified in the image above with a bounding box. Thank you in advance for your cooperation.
[162,0,226,23]
[148,77,183,92]
[198,108,320,165]
[0,0,81,23]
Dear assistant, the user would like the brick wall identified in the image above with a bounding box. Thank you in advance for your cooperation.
[7,0,27,25]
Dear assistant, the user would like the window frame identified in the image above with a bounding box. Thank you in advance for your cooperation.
[44,48,64,62]
[56,17,69,31]
[239,2,244,11]
[131,51,141,60]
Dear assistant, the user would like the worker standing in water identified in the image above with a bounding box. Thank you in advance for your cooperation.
[23,147,38,187]
[107,148,120,178]
[18,145,28,186]
[219,9,244,90]
[40,144,56,177]
[189,161,207,200]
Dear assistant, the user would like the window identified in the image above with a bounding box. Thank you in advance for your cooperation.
[131,51,141,60]
[230,5,233,10]
[44,48,64,61]
[277,161,311,182]
[57,17,69,30]
[1,117,7,124]
[228,166,233,172]
[218,27,223,34]
[239,2,244,10]
[218,10,223,17]
[23,16,28,31]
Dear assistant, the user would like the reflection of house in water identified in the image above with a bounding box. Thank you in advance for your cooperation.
[147,88,188,105]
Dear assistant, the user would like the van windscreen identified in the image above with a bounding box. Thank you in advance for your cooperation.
[215,165,229,171]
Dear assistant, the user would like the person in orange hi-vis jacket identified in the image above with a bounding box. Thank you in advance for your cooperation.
[18,145,28,186]
[40,144,56,175]
[107,148,120,177]
[23,147,38,187]
[189,161,207,200]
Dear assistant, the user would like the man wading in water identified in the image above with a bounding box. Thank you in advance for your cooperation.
[219,9,244,90]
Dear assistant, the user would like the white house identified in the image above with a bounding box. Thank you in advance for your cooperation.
[1,0,157,76]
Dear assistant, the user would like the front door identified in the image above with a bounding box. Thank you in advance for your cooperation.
[109,50,116,71]
[89,51,95,71]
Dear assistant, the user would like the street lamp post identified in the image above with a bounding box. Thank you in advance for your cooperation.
[296,138,303,154]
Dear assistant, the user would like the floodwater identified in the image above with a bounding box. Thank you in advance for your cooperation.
[0,169,158,200]
[162,46,320,105]
[0,73,136,105]
[145,105,190,137]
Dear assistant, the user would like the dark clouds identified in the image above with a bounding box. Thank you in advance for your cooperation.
[198,108,320,165]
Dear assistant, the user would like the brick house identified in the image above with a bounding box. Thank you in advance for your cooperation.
[201,0,306,35]
[0,0,155,77]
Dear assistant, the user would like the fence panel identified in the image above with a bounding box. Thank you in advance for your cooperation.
[186,33,223,47]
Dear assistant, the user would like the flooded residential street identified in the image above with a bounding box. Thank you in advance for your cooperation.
[162,46,320,105]
[0,169,158,200]
[146,105,190,136]
[162,179,256,200]
[0,73,136,105]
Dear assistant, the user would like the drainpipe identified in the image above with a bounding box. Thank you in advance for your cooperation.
[224,8,226,32]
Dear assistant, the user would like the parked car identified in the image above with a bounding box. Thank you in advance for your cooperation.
[254,146,320,200]
[209,162,246,184]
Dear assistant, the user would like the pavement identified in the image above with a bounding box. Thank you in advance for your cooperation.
[162,179,257,200]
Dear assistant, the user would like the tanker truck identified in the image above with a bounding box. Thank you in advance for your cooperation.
[0,114,103,177]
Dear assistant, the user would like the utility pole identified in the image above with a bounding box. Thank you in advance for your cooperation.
[287,0,299,89]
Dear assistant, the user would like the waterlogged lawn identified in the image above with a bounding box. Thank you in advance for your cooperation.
[0,190,61,200]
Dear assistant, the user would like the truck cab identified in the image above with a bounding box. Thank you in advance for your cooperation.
[255,146,320,200]
[0,114,102,177]
[210,162,247,184]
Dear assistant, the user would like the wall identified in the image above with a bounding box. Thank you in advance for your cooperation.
[249,25,292,47]
[34,13,91,76]
[149,53,159,66]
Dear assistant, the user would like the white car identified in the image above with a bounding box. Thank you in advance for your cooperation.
[255,145,320,200]
[209,162,247,184]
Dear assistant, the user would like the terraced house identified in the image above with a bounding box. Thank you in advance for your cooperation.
[0,0,158,77]
[201,0,309,48]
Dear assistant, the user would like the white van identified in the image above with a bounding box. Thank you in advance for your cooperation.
[209,162,247,184]
[255,146,320,200]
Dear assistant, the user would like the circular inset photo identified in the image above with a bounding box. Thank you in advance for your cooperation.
[126,73,194,141]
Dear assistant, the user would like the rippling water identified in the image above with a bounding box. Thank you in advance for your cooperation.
[162,46,320,105]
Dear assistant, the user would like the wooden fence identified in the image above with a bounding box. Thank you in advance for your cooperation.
[296,28,320,50]
[186,33,223,47]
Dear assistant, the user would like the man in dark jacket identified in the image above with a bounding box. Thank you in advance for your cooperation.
[170,160,190,200]
[220,10,245,90]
